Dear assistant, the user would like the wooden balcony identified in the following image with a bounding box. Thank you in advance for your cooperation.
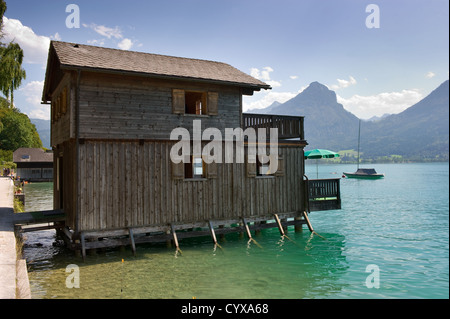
[242,113,304,140]
[306,178,341,211]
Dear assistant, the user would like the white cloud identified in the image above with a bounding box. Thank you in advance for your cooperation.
[2,17,50,65]
[243,91,296,111]
[18,80,50,120]
[83,23,123,39]
[87,39,106,46]
[425,71,436,79]
[118,38,134,50]
[290,75,298,80]
[329,76,357,90]
[337,89,423,119]
[250,66,281,87]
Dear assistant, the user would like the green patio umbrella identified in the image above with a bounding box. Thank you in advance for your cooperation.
[304,149,340,178]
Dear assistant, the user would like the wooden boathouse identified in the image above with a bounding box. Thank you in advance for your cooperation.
[41,41,340,256]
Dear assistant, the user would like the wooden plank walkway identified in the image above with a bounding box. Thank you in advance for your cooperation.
[0,177,31,299]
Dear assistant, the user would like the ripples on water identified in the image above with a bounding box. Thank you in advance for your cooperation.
[22,163,449,299]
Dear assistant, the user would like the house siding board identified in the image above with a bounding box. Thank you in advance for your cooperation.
[75,140,304,232]
[77,73,241,140]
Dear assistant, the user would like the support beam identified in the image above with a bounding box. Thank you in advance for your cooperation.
[242,217,252,239]
[128,228,136,256]
[208,221,218,245]
[273,214,285,236]
[80,232,86,261]
[170,224,180,251]
[302,211,314,233]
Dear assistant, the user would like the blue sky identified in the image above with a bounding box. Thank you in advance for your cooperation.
[2,0,449,120]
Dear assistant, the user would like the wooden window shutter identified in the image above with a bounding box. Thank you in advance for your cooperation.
[172,89,185,114]
[275,156,284,176]
[172,161,184,180]
[246,154,256,178]
[206,162,218,178]
[207,92,218,115]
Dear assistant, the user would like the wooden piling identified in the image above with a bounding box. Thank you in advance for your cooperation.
[273,214,285,236]
[242,218,252,239]
[208,221,218,245]
[170,224,180,251]
[128,228,136,256]
[302,211,314,233]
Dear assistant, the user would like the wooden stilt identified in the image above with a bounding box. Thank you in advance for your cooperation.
[273,214,285,236]
[242,218,252,239]
[80,232,86,261]
[302,211,314,233]
[170,224,180,251]
[128,228,136,256]
[208,221,218,245]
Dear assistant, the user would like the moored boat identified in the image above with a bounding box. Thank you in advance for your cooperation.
[343,168,384,179]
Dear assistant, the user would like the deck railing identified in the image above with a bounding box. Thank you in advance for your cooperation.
[306,178,341,211]
[242,113,304,140]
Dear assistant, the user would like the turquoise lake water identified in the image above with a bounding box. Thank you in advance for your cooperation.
[22,162,449,299]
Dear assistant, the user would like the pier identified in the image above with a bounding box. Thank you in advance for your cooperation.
[0,177,31,299]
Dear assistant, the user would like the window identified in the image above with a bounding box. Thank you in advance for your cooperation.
[184,155,205,179]
[257,156,272,176]
[185,91,207,115]
[172,89,218,116]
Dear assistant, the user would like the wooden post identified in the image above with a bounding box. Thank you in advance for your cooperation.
[302,211,314,233]
[80,232,86,261]
[128,228,136,256]
[242,217,252,239]
[294,217,303,232]
[273,214,285,236]
[208,221,218,245]
[170,224,180,250]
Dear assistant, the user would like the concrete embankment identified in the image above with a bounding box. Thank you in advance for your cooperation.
[0,177,31,299]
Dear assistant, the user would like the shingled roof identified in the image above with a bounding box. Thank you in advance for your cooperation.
[42,41,270,102]
[13,148,53,163]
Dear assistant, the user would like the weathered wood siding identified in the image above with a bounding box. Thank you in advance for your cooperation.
[77,140,304,232]
[77,72,242,140]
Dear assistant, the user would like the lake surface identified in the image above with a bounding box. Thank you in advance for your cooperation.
[22,163,449,299]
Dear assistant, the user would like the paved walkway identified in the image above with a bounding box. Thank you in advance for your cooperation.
[0,177,16,299]
[0,177,31,299]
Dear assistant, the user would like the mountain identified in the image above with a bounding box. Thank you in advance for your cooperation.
[247,101,281,114]
[30,118,51,149]
[254,80,449,161]
[362,80,449,160]
[266,81,360,151]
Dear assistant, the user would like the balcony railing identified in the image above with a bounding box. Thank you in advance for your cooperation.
[242,113,304,140]
[306,178,341,211]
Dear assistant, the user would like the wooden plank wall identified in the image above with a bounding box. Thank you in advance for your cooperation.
[77,140,304,232]
[77,72,241,140]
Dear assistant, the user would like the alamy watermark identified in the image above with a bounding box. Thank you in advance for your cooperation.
[65,264,80,288]
[365,264,380,289]
[65,4,80,29]
[365,4,380,29]
[169,119,279,172]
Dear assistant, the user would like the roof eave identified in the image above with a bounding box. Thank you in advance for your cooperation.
[59,64,272,91]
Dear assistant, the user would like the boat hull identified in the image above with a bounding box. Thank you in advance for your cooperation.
[343,172,384,179]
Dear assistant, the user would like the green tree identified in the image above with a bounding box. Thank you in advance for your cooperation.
[1,42,26,107]
[0,108,42,150]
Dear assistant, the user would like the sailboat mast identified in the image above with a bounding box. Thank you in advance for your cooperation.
[357,119,361,170]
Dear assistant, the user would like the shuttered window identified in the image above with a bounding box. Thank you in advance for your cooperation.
[207,92,218,115]
[172,89,185,114]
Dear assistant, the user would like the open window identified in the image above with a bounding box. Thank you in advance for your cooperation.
[172,89,218,115]
[185,91,207,115]
[184,155,205,179]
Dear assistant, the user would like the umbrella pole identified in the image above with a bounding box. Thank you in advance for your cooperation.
[316,159,318,179]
